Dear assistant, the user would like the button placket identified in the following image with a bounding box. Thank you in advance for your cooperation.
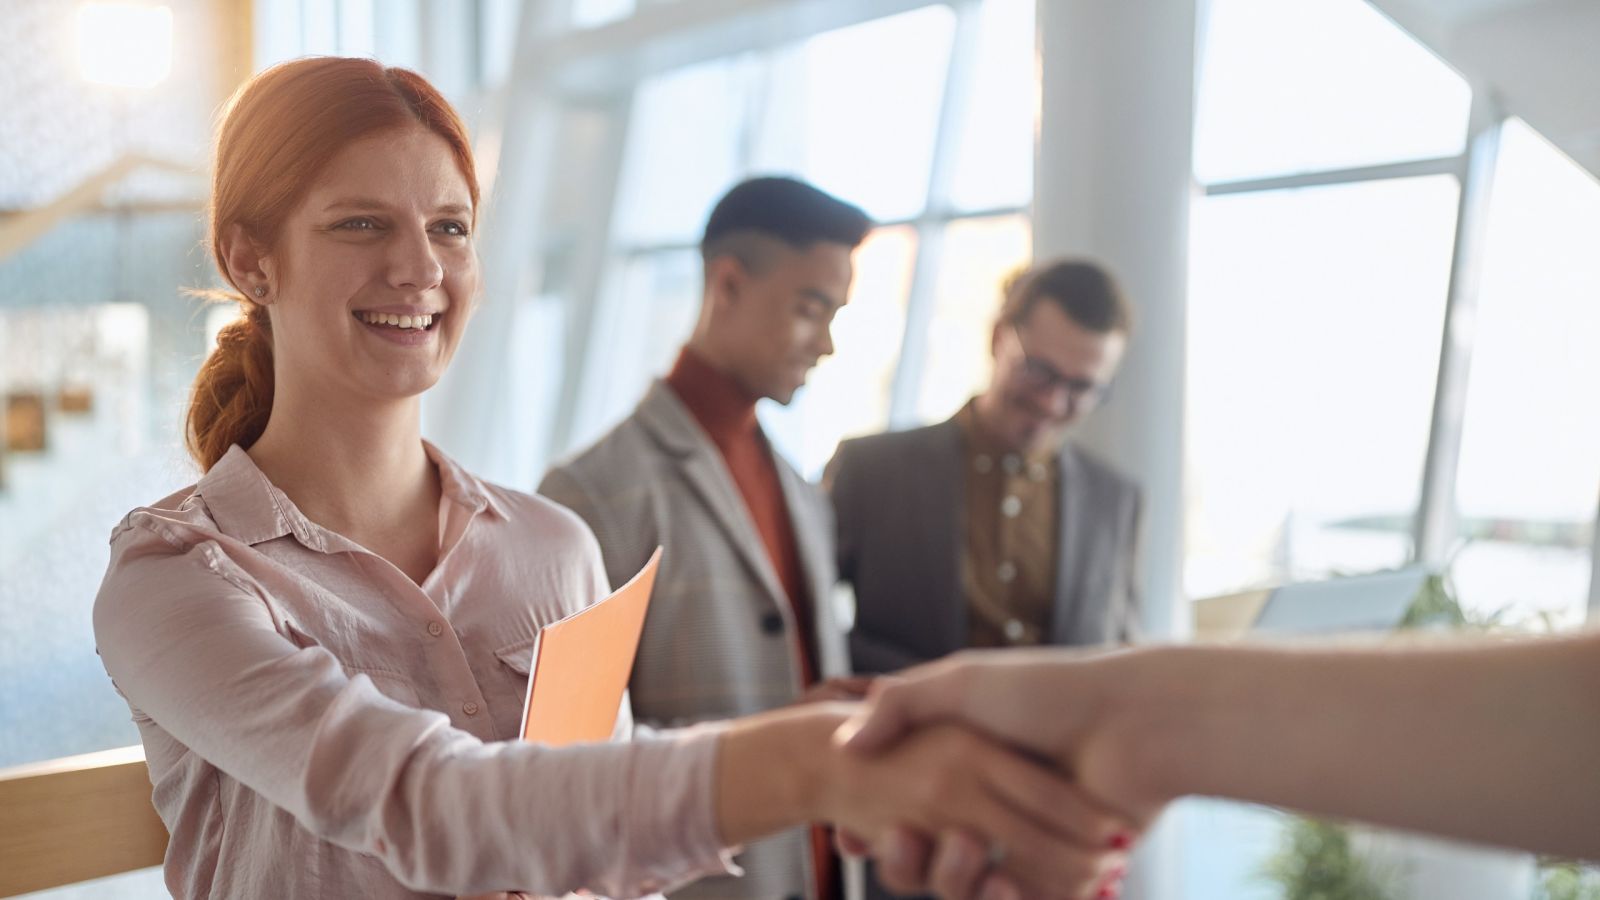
[1000,495,1022,518]
[353,556,494,734]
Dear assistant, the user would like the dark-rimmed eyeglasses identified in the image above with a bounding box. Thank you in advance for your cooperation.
[1006,323,1113,405]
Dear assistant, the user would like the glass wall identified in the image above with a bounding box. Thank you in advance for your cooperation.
[569,0,1038,478]
[1450,119,1600,627]
[1181,1,1599,896]
[1186,175,1459,596]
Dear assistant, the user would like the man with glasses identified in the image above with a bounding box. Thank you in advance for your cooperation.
[826,259,1140,675]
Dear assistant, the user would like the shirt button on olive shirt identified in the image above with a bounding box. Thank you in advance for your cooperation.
[955,401,1061,648]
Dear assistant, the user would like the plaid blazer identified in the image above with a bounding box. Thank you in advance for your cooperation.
[539,380,848,900]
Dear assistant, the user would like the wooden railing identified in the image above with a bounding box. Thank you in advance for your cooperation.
[0,745,167,897]
[0,155,199,264]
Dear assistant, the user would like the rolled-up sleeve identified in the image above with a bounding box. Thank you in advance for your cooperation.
[94,526,737,898]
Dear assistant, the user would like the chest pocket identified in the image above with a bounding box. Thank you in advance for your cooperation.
[281,617,422,709]
[488,637,538,739]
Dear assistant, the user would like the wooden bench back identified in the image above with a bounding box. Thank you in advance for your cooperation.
[0,746,167,897]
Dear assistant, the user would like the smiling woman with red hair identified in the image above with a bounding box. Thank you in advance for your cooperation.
[92,57,1130,900]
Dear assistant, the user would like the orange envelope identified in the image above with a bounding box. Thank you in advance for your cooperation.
[519,547,661,746]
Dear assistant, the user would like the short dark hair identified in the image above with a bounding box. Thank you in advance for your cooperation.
[999,259,1133,335]
[700,177,873,271]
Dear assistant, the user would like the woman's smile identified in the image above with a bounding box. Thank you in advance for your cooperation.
[352,308,446,346]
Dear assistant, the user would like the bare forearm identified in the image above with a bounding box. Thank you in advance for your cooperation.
[713,705,837,845]
[1126,633,1600,858]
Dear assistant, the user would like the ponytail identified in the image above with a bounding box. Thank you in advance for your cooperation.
[186,300,274,470]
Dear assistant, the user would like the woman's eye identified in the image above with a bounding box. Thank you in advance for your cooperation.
[334,217,379,231]
[435,220,470,237]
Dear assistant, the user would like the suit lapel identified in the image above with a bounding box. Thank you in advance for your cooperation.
[925,419,969,654]
[636,382,789,611]
[1051,446,1087,644]
[775,461,846,675]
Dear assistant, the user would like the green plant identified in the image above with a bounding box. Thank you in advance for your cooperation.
[1537,859,1600,900]
[1396,571,1475,630]
[1260,817,1396,900]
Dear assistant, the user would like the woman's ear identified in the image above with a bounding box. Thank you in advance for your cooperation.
[220,223,273,304]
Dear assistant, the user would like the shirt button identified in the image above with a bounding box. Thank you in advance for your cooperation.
[997,561,1017,583]
[427,621,444,637]
[760,612,786,635]
[1004,619,1026,642]
[974,454,994,474]
[1002,454,1022,475]
[1000,495,1022,518]
[462,701,480,716]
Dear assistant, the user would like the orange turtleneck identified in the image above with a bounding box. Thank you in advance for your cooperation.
[664,347,837,900]
[664,347,820,682]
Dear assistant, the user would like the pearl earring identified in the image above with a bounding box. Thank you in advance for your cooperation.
[253,285,267,298]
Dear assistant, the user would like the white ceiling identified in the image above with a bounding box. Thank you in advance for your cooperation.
[1367,0,1600,177]
[1390,0,1551,27]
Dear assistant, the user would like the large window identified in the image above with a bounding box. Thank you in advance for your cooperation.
[575,1,1038,477]
[912,214,1032,424]
[1185,0,1470,600]
[749,7,956,223]
[1174,0,1572,895]
[1450,119,1600,627]
[1192,0,1470,183]
[1186,176,1458,597]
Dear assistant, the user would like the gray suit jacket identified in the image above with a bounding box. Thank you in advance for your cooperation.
[829,417,1141,673]
[539,380,848,900]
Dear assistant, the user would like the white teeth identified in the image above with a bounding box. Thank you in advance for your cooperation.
[358,311,436,329]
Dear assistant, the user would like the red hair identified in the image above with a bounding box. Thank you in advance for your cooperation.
[187,57,480,471]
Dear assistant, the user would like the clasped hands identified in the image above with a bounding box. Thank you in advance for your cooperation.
[812,650,1156,900]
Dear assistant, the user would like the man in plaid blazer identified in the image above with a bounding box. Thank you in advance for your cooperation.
[539,177,873,900]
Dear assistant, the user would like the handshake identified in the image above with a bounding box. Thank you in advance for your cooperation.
[766,630,1600,900]
[726,647,1168,900]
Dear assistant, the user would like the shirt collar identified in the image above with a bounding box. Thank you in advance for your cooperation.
[664,346,761,444]
[955,398,1062,468]
[196,441,503,552]
[424,439,507,521]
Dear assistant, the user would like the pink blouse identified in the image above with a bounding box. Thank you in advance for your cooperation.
[93,443,737,898]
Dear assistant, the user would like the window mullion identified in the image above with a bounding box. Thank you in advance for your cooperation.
[1413,88,1505,566]
[887,0,982,427]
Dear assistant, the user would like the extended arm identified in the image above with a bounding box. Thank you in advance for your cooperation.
[848,633,1600,861]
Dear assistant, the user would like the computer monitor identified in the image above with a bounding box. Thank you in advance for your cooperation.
[1252,566,1431,636]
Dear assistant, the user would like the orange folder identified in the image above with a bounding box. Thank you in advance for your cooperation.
[518,547,661,746]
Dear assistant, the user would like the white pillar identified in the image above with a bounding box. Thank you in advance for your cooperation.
[1035,0,1196,639]
[1033,3,1198,899]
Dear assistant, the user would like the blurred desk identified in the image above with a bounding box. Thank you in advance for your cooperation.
[1192,588,1273,643]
